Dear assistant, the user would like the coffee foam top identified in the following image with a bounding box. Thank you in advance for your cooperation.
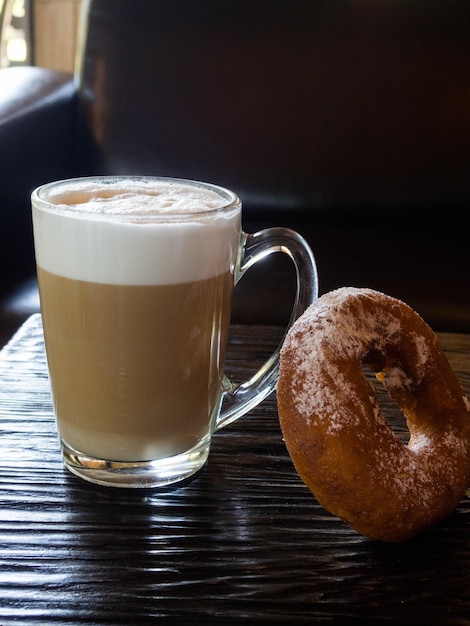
[47,179,229,216]
[32,180,241,285]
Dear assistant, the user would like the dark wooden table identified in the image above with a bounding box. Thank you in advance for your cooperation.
[1,314,470,624]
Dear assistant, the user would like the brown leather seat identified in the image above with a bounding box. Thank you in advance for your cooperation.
[1,0,470,344]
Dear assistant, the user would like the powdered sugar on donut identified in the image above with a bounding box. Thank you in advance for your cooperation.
[282,288,425,429]
[277,287,470,542]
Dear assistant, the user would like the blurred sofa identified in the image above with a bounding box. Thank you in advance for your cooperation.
[1,0,470,346]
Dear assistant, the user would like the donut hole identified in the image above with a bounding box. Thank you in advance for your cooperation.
[362,363,410,445]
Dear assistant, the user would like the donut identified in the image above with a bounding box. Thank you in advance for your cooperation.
[277,287,470,542]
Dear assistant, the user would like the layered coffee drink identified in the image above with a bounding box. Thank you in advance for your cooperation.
[33,178,240,462]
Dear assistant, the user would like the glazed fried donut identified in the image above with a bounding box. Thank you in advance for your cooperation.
[277,287,470,542]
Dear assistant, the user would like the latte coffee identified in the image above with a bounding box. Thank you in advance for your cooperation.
[33,178,239,465]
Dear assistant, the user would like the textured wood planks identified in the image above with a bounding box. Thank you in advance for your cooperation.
[1,315,470,624]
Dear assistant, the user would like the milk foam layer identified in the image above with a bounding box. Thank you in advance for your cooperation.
[32,179,241,285]
[48,179,229,215]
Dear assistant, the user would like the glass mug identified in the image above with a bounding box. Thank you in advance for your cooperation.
[31,176,318,488]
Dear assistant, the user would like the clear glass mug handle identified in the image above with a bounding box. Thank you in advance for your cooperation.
[215,227,319,431]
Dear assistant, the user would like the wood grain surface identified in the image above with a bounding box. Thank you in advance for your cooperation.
[1,315,470,624]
